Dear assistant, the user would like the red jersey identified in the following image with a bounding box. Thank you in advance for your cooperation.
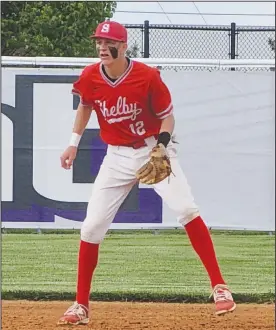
[72,59,173,146]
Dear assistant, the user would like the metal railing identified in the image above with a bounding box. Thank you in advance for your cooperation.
[2,57,274,67]
[124,21,275,60]
[2,57,274,73]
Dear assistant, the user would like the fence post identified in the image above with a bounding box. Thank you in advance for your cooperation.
[230,22,236,59]
[143,20,150,58]
[230,22,236,70]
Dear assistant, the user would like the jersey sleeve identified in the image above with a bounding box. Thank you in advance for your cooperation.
[71,67,91,106]
[149,69,173,119]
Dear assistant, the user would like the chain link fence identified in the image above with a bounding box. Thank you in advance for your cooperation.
[125,22,275,61]
[124,25,144,57]
[236,26,275,59]
[146,25,231,59]
[151,65,274,73]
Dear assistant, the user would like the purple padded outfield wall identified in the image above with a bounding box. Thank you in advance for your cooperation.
[1,74,162,225]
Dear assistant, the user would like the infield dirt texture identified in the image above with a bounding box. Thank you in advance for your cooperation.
[2,301,275,330]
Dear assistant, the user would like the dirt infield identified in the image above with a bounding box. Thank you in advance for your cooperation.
[2,301,275,330]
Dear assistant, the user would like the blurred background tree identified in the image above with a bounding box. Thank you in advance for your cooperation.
[268,38,275,53]
[1,1,117,57]
[126,41,140,58]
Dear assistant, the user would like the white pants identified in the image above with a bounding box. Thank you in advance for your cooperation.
[81,137,199,243]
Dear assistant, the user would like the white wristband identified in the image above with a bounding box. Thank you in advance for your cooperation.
[69,132,81,147]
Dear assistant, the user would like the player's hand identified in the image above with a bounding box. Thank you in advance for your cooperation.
[60,146,78,170]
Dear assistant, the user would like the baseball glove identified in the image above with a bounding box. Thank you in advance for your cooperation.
[136,144,173,185]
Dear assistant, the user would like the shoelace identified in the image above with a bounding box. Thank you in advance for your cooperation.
[65,303,87,317]
[209,285,232,301]
[213,289,230,302]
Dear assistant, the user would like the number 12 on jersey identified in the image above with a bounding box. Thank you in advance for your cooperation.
[129,121,146,136]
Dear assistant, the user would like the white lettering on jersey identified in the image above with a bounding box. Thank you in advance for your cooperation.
[95,96,142,124]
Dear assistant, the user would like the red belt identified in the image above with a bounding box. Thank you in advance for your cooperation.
[131,140,148,149]
[124,135,158,149]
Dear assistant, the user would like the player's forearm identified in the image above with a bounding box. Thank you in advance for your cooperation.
[73,104,93,135]
[69,104,92,147]
[159,114,175,135]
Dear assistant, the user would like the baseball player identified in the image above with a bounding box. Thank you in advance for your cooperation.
[58,21,236,326]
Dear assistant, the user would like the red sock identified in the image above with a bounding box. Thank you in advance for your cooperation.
[76,240,99,307]
[184,216,225,288]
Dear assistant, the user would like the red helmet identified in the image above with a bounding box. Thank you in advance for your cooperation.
[91,21,127,42]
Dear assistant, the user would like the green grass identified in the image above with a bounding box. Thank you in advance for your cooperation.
[2,231,275,303]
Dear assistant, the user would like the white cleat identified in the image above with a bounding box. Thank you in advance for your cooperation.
[57,301,89,325]
[211,284,237,316]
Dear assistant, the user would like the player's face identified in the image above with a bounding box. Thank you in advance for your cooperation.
[95,38,127,65]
